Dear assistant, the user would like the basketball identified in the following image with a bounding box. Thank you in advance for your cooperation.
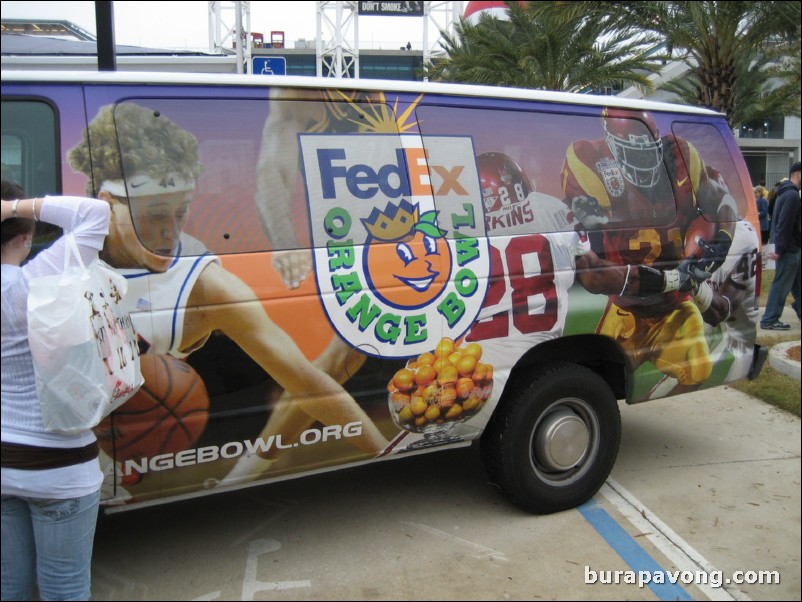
[684,216,717,259]
[96,353,209,464]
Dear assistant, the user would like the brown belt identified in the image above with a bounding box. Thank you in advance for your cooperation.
[0,441,99,470]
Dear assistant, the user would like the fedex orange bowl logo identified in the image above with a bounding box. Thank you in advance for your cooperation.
[300,134,490,358]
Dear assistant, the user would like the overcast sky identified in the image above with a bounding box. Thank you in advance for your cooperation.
[1,1,438,50]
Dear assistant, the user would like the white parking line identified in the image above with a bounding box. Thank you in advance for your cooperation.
[403,521,508,562]
[601,478,750,601]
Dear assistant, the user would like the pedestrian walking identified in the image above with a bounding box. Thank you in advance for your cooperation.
[755,186,770,244]
[760,162,801,330]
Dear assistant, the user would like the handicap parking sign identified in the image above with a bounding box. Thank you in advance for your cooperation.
[252,57,287,75]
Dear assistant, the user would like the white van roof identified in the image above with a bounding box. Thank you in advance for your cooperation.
[1,70,722,117]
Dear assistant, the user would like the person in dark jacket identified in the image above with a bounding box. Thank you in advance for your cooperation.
[761,162,801,329]
[767,178,787,220]
[754,186,770,244]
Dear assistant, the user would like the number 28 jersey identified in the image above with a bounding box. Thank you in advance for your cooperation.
[467,193,590,344]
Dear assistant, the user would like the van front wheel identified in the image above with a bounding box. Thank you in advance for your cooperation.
[481,362,621,514]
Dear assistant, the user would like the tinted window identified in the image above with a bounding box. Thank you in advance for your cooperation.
[1,99,61,255]
[109,94,399,256]
[415,104,676,236]
[1,100,59,198]
[671,121,749,221]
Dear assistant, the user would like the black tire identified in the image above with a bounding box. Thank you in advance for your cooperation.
[480,361,621,514]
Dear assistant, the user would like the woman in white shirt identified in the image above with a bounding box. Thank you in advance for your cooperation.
[1,182,111,601]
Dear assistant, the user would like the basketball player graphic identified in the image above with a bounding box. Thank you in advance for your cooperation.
[68,103,390,502]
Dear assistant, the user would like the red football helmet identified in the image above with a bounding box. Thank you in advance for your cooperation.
[477,152,533,213]
[603,108,664,188]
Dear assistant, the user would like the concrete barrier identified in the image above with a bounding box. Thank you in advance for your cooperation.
[769,340,801,380]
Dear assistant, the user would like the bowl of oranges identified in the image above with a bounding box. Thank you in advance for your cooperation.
[388,338,493,434]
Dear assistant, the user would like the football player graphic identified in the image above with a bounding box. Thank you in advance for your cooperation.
[68,103,389,499]
[648,219,761,397]
[561,108,739,398]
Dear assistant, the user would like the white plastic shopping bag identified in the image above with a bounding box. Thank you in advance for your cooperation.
[27,233,143,434]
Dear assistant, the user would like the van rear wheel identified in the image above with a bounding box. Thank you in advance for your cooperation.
[481,362,621,514]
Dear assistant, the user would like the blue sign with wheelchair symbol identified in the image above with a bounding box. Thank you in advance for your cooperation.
[253,57,286,75]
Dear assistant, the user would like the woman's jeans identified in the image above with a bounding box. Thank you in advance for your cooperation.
[1,490,100,601]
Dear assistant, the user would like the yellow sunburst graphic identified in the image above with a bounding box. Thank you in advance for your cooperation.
[330,89,423,133]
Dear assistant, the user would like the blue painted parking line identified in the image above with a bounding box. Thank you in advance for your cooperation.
[579,498,693,601]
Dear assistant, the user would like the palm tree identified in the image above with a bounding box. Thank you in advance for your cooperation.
[766,36,801,119]
[425,1,666,93]
[661,46,800,129]
[566,1,802,126]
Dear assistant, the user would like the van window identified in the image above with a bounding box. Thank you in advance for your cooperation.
[1,134,23,185]
[415,104,678,235]
[1,100,59,198]
[112,95,400,257]
[110,98,269,257]
[671,121,749,221]
[1,99,61,256]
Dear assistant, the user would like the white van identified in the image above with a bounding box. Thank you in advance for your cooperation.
[1,71,767,514]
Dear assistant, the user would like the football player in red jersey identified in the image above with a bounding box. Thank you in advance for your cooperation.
[561,108,738,398]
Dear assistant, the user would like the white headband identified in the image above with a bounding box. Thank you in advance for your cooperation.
[101,174,195,198]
